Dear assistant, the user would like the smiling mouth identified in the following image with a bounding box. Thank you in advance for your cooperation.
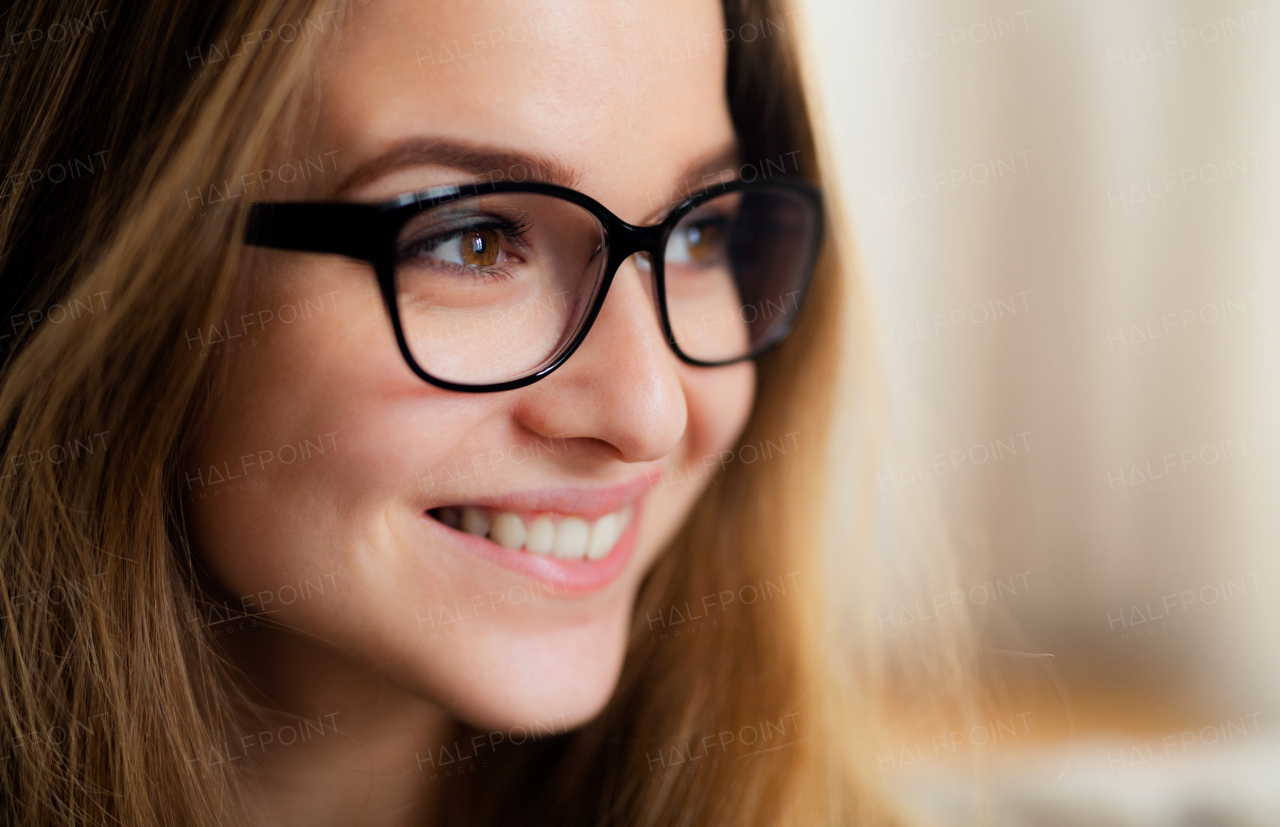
[428,504,635,561]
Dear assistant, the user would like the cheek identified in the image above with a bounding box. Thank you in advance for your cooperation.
[683,361,756,461]
[630,361,753,568]
[182,257,486,608]
[629,363,747,570]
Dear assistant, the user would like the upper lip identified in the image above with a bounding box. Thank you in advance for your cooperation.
[426,471,660,519]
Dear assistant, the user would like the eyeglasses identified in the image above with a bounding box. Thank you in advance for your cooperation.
[244,177,823,392]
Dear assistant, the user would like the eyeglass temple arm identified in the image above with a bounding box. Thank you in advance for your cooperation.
[244,202,381,262]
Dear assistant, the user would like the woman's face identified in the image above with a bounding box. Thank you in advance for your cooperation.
[188,0,753,730]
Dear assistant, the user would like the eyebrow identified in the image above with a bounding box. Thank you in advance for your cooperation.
[334,139,582,196]
[333,137,741,212]
[643,143,741,221]
[676,144,742,190]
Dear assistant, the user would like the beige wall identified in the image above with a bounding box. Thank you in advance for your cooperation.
[806,0,1280,720]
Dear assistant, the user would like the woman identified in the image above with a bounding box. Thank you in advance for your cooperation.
[0,0,931,824]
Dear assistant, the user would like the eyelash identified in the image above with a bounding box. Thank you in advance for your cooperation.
[397,216,532,279]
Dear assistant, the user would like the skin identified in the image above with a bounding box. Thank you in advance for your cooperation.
[187,1,752,823]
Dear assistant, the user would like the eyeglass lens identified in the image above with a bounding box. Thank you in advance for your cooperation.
[663,188,815,363]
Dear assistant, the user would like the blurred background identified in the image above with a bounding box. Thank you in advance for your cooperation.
[803,0,1280,823]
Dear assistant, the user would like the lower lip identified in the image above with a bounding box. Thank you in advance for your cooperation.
[417,499,645,594]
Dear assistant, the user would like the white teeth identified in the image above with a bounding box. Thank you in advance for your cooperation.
[437,504,634,561]
[553,516,589,559]
[587,513,618,560]
[461,506,490,537]
[489,512,526,550]
[525,515,555,555]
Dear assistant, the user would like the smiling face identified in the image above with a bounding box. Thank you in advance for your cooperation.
[186,0,754,731]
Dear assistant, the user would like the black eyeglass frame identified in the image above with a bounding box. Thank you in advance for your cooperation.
[244,176,824,393]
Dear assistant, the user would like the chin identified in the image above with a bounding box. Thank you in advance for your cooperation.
[412,596,634,734]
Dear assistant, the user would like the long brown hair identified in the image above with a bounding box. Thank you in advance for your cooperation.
[0,0,924,824]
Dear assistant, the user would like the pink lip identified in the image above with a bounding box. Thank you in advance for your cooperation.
[426,472,659,520]
[416,472,657,593]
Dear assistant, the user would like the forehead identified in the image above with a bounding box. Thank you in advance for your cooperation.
[308,0,734,210]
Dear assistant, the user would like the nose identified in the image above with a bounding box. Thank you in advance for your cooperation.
[513,256,687,463]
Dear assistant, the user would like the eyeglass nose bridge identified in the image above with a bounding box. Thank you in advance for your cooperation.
[601,217,667,270]
[598,212,678,297]
[585,217,677,359]
[596,217,674,312]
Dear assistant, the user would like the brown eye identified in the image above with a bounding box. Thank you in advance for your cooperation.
[685,223,722,263]
[460,229,500,266]
[666,217,728,266]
